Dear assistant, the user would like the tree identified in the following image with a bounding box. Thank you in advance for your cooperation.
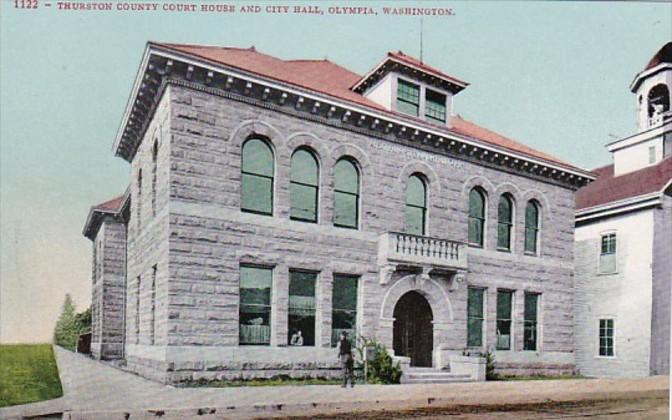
[53,294,78,350]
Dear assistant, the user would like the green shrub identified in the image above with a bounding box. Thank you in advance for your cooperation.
[355,336,402,384]
[53,294,91,350]
[482,349,498,381]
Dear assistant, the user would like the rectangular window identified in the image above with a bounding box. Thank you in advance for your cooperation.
[135,275,141,344]
[150,265,157,345]
[599,319,614,357]
[523,293,539,351]
[239,266,272,345]
[496,290,513,350]
[425,89,447,123]
[599,233,617,274]
[649,145,656,164]
[467,288,485,347]
[397,79,420,116]
[331,274,358,346]
[288,271,316,346]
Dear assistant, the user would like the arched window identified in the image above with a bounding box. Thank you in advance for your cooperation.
[290,148,319,222]
[497,194,514,251]
[468,188,486,247]
[524,200,540,254]
[405,174,427,235]
[241,138,274,215]
[648,84,670,120]
[334,158,360,229]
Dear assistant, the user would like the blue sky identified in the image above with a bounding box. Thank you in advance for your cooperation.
[1,1,670,342]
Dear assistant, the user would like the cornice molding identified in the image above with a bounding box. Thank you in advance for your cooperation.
[113,46,595,189]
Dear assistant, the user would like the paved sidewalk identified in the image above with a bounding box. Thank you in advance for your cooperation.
[0,347,668,419]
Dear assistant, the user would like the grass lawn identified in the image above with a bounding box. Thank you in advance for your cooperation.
[0,344,64,407]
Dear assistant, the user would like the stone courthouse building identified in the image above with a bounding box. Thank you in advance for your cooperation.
[83,42,594,383]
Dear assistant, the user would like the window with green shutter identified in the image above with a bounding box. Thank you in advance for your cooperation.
[405,174,427,235]
[239,265,273,345]
[496,290,513,350]
[523,293,539,351]
[241,138,274,215]
[425,89,446,123]
[288,270,316,346]
[524,200,540,254]
[467,288,485,347]
[397,79,420,116]
[290,149,319,222]
[497,194,514,251]
[468,188,486,247]
[334,158,360,229]
[331,274,358,347]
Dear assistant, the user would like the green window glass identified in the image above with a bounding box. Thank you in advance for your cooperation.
[331,274,358,346]
[239,266,272,345]
[496,290,513,350]
[241,138,274,215]
[523,293,539,351]
[288,271,316,346]
[290,149,319,222]
[524,200,540,254]
[334,158,360,229]
[599,319,614,357]
[467,288,485,347]
[425,89,446,123]
[405,174,427,235]
[497,194,513,250]
[397,79,420,116]
[468,188,486,247]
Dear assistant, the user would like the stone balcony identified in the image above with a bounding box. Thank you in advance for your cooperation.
[378,231,467,285]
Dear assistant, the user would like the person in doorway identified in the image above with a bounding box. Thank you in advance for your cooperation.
[336,331,354,388]
[290,330,304,346]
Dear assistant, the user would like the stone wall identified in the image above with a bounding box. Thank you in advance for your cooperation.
[91,218,127,360]
[124,82,578,381]
[650,192,672,375]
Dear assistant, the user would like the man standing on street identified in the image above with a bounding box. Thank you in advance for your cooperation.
[337,332,354,388]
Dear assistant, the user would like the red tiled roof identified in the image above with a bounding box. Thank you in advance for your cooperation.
[387,50,468,87]
[152,42,583,172]
[644,42,672,71]
[576,156,672,210]
[92,195,125,212]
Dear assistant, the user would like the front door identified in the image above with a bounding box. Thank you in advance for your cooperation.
[393,291,434,367]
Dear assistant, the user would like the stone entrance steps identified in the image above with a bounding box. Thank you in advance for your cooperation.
[401,367,474,384]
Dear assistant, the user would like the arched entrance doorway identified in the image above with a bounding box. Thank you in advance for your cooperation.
[393,291,433,367]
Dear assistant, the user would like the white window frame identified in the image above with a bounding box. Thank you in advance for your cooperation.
[596,317,616,358]
[598,231,618,275]
[393,75,450,127]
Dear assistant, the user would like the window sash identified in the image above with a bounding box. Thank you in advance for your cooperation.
[425,89,446,123]
[334,191,358,228]
[332,275,358,347]
[469,217,485,246]
[241,172,273,215]
[288,271,316,346]
[496,291,513,350]
[600,234,616,255]
[240,266,272,345]
[524,226,539,253]
[397,80,420,117]
[467,288,485,347]
[290,182,318,222]
[598,319,614,356]
[523,293,539,351]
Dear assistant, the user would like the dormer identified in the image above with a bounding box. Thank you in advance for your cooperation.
[352,51,468,128]
[608,43,672,176]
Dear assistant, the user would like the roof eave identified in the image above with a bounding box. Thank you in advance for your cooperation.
[629,63,672,93]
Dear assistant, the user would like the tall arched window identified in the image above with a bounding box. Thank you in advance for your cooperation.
[524,200,540,254]
[334,158,360,229]
[290,148,319,222]
[468,188,486,247]
[497,194,514,251]
[241,138,274,215]
[405,174,427,235]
